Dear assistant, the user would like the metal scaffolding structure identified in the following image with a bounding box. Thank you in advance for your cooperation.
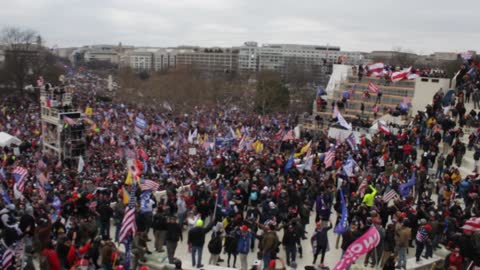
[40,83,86,162]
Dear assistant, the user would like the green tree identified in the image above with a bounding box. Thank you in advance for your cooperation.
[254,71,290,115]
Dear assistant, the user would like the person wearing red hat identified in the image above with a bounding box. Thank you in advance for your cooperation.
[236,224,254,270]
[40,241,61,270]
[395,221,411,269]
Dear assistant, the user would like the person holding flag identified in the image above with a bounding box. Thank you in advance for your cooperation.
[311,220,332,265]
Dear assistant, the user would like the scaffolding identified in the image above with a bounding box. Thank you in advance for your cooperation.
[40,84,86,162]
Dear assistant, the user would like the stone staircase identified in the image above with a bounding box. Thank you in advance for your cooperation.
[316,76,415,124]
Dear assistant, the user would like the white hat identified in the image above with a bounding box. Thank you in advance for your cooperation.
[269,201,275,208]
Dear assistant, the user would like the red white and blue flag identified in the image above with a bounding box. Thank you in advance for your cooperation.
[1,247,14,270]
[140,179,159,191]
[346,133,358,151]
[13,166,28,192]
[324,150,335,168]
[119,184,137,243]
[368,82,379,94]
[367,62,385,77]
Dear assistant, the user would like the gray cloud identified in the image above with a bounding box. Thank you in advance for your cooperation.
[1,0,478,53]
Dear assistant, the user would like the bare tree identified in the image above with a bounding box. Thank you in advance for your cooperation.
[0,27,40,90]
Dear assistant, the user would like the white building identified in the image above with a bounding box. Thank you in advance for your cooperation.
[238,42,364,74]
[120,49,154,71]
[154,48,183,71]
[83,45,120,64]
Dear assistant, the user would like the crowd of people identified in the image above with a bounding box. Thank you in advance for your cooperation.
[0,61,479,270]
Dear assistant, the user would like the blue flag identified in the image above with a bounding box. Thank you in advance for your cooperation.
[164,153,171,164]
[0,184,11,204]
[284,155,295,173]
[334,189,348,234]
[399,173,416,197]
[140,191,152,213]
[206,156,213,167]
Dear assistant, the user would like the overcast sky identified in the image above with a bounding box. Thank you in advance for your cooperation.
[1,0,478,54]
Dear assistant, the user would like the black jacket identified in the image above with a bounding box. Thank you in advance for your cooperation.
[188,223,214,247]
[165,222,182,242]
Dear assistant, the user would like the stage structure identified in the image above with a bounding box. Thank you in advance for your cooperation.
[40,83,86,163]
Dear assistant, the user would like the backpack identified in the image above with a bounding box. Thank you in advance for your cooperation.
[250,191,258,201]
[208,235,222,254]
[39,251,51,270]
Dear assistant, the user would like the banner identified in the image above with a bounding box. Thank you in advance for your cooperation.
[333,226,380,270]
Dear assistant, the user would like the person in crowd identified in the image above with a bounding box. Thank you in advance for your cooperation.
[311,221,332,265]
[187,219,214,269]
[236,224,255,270]
[165,215,183,264]
[1,63,480,270]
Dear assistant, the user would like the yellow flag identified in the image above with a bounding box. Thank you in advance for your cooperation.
[294,141,311,158]
[236,128,242,138]
[254,140,263,153]
[222,217,229,228]
[125,170,133,185]
[85,107,93,116]
[122,187,130,204]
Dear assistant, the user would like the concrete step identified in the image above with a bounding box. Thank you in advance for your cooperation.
[347,76,416,88]
[341,81,415,92]
[406,255,442,270]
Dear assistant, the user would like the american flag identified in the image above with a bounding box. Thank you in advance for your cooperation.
[346,133,358,151]
[461,217,480,232]
[118,184,137,243]
[368,82,379,94]
[36,171,48,186]
[37,159,47,169]
[63,116,77,125]
[324,150,335,168]
[37,181,46,200]
[383,189,399,202]
[13,166,28,192]
[140,179,160,191]
[357,178,368,197]
[282,130,295,141]
[273,129,284,141]
[2,247,14,270]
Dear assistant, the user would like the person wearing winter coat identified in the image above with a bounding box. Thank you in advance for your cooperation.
[444,247,463,270]
[165,215,183,264]
[208,222,224,266]
[380,224,396,268]
[224,228,239,268]
[152,206,168,252]
[40,242,61,270]
[282,224,299,267]
[311,221,332,265]
[236,225,254,270]
[187,219,214,269]
[395,220,411,270]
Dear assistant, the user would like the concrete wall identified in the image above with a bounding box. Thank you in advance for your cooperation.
[412,77,451,112]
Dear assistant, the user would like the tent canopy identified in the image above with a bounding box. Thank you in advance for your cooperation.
[0,132,22,147]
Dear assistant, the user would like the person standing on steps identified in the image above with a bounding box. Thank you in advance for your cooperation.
[152,205,167,252]
[165,216,182,265]
[311,221,332,265]
[188,219,214,269]
[236,224,254,270]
